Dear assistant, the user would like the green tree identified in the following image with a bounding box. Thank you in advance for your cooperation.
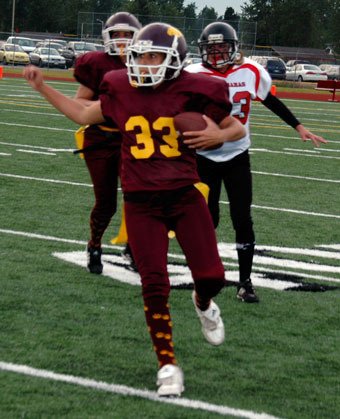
[327,0,340,52]
[223,7,240,22]
[241,0,339,53]
[241,0,273,45]
[183,2,199,50]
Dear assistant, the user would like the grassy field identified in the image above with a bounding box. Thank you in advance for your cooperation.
[0,76,339,418]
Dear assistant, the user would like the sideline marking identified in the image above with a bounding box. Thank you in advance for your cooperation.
[0,361,279,419]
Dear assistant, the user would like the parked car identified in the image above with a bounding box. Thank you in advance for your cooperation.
[6,36,36,53]
[93,43,105,51]
[60,41,97,68]
[286,64,328,82]
[0,43,30,65]
[285,59,311,70]
[29,47,66,68]
[318,64,340,80]
[251,56,286,80]
[183,53,202,67]
[35,41,65,53]
[43,38,67,47]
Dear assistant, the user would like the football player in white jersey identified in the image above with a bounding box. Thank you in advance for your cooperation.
[185,22,327,303]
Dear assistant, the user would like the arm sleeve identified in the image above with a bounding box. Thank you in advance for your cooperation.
[262,92,300,128]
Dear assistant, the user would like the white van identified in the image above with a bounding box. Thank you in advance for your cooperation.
[6,36,36,53]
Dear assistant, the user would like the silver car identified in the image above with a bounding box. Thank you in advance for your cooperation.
[286,64,328,82]
[29,47,66,68]
[319,64,340,80]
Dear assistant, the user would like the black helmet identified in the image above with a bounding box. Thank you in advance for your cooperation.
[102,12,142,56]
[198,22,239,68]
[127,22,188,87]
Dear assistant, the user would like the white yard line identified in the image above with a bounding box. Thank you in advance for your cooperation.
[250,133,339,144]
[0,173,92,187]
[0,121,74,131]
[2,170,339,218]
[0,142,73,152]
[1,108,66,117]
[284,147,340,154]
[0,361,279,419]
[219,200,340,219]
[251,148,340,160]
[17,149,57,156]
[252,170,340,183]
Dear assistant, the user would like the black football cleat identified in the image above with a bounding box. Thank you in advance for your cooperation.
[237,279,259,303]
[87,246,103,274]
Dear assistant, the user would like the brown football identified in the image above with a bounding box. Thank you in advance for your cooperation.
[174,112,222,150]
[174,112,207,134]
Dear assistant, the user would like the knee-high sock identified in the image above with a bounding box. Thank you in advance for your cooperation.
[144,296,176,368]
[236,242,255,283]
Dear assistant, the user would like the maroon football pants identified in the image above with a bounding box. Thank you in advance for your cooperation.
[84,147,120,248]
[124,186,226,302]
[125,185,225,366]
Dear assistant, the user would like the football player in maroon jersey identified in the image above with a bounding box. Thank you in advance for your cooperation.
[73,12,141,274]
[186,22,327,303]
[24,22,246,397]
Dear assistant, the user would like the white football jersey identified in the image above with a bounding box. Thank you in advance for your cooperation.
[185,57,272,162]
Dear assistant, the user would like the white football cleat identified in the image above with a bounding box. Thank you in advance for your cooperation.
[156,364,184,397]
[192,291,225,346]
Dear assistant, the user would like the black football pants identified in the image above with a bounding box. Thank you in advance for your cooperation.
[196,150,255,246]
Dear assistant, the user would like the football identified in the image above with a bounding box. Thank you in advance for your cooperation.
[173,112,207,135]
[173,112,222,150]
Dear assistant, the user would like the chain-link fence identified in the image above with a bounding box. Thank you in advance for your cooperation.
[77,12,257,54]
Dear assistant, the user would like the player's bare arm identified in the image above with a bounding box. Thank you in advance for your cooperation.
[74,84,96,106]
[183,114,246,150]
[23,65,105,125]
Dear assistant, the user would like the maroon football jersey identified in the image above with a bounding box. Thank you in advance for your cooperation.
[100,69,232,192]
[74,51,125,99]
[74,51,125,146]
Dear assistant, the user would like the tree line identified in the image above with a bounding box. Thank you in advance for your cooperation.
[0,0,339,52]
